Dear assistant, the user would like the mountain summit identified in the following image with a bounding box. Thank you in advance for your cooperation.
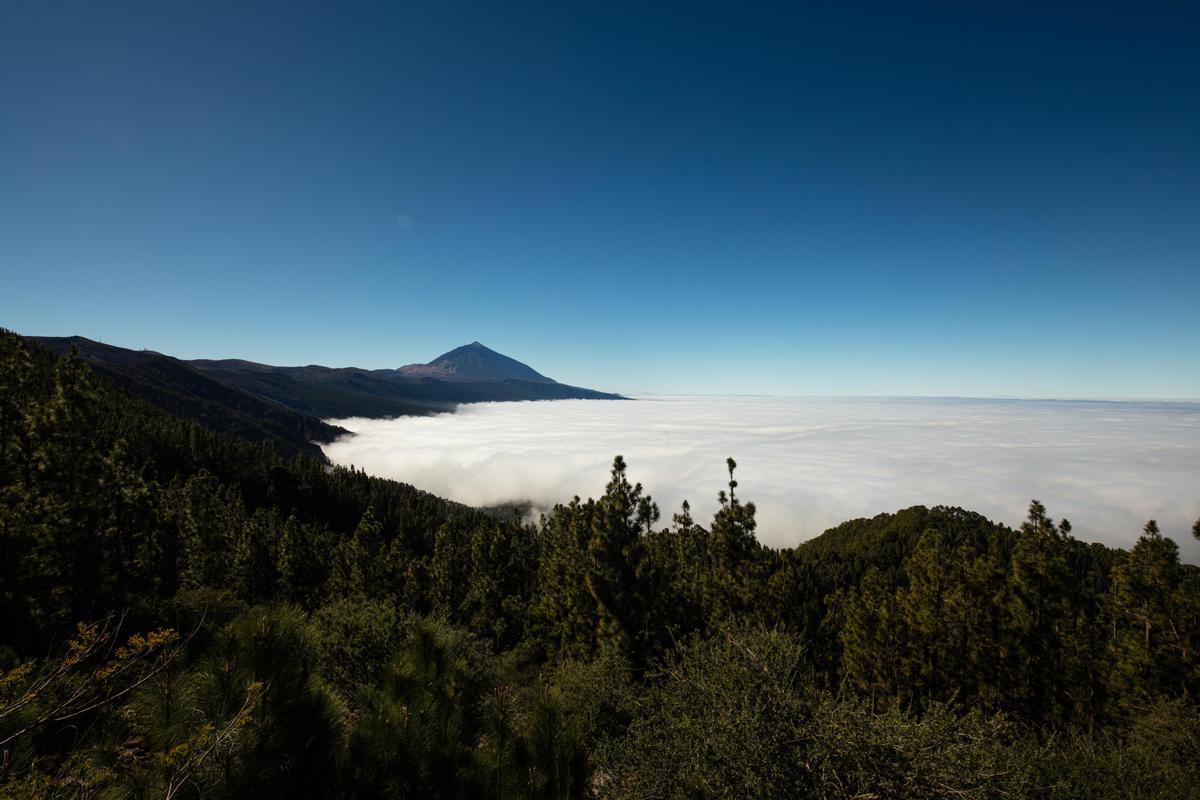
[35,335,624,423]
[397,342,555,383]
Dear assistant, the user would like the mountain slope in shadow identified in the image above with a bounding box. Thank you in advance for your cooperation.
[32,337,624,454]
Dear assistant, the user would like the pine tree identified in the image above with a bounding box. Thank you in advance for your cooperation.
[328,506,385,599]
[642,499,708,651]
[534,496,599,659]
[519,689,588,800]
[197,606,343,799]
[173,471,244,592]
[839,566,905,706]
[1108,520,1196,706]
[1005,500,1074,723]
[277,515,332,609]
[348,619,486,800]
[462,522,534,648]
[586,456,654,662]
[896,529,955,707]
[233,507,282,603]
[704,458,760,624]
[24,350,122,625]
[958,544,1012,715]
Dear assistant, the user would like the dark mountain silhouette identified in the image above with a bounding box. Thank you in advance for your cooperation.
[194,342,623,417]
[187,359,455,419]
[31,336,345,459]
[31,337,624,453]
[394,341,554,383]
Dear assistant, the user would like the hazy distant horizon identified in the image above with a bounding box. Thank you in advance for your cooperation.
[11,328,1200,405]
[620,391,1200,405]
[323,395,1200,562]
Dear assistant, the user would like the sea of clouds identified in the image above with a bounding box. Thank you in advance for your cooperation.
[323,395,1200,560]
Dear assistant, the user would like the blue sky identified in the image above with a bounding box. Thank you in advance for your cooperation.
[2,1,1198,397]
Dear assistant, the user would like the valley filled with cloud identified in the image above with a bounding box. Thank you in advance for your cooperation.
[325,395,1200,559]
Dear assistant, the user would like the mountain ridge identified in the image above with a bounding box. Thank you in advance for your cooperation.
[30,336,624,452]
[188,341,623,417]
[394,341,556,384]
[30,335,346,459]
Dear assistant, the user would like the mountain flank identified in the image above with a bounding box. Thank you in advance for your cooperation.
[30,335,623,456]
[191,340,623,418]
[31,336,344,459]
[395,341,555,383]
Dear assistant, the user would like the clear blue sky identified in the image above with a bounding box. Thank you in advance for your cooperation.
[2,1,1197,397]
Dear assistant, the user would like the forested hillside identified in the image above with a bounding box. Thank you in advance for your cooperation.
[2,330,1198,799]
[31,336,622,427]
[31,336,347,459]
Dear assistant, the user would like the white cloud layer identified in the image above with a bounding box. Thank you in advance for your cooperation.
[323,396,1200,560]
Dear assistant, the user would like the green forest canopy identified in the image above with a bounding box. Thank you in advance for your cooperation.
[1,330,1198,799]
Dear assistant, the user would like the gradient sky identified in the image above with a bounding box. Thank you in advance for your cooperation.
[2,2,1198,397]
